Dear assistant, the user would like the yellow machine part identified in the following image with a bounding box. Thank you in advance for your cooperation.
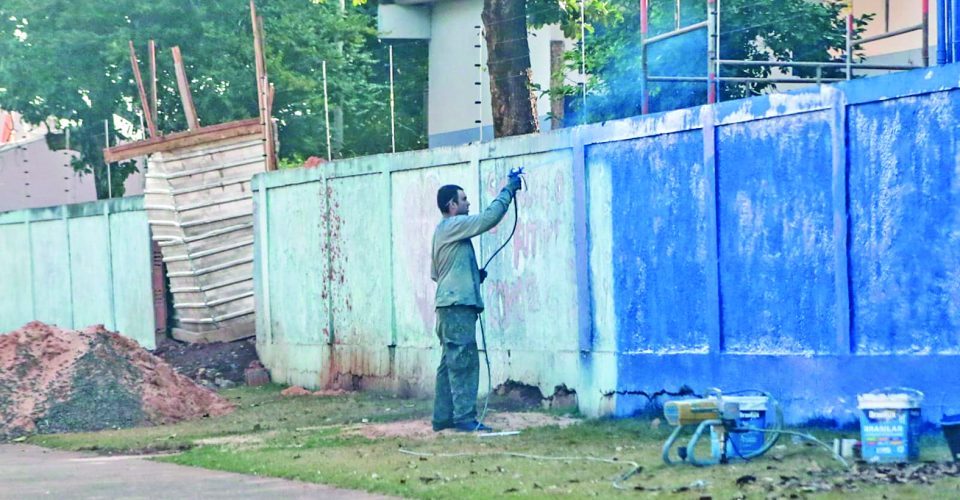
[663,399,723,426]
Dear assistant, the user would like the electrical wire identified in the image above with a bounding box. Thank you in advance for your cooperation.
[397,448,643,490]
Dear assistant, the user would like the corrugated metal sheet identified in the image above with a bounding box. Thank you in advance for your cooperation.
[145,133,265,342]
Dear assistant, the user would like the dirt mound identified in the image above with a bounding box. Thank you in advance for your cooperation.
[152,337,259,389]
[0,322,234,439]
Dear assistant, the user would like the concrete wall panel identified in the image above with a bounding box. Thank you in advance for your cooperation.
[0,224,33,330]
[68,216,113,330]
[479,150,578,393]
[717,112,836,354]
[591,131,712,354]
[849,91,960,354]
[0,197,154,347]
[391,163,475,349]
[110,210,155,348]
[266,182,328,346]
[30,219,73,328]
[329,173,392,377]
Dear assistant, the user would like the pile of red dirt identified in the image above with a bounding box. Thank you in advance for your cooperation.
[0,322,234,439]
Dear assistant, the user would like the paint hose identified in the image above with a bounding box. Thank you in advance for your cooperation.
[475,199,518,430]
[475,175,522,431]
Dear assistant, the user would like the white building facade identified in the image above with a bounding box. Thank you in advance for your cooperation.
[378,0,573,147]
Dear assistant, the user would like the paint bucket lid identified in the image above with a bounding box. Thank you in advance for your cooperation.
[722,395,768,411]
[857,388,924,409]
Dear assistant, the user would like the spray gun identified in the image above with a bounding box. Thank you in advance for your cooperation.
[508,167,525,191]
[479,167,525,285]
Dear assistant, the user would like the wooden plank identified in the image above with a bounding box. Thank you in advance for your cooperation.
[251,8,276,171]
[129,41,158,138]
[149,40,158,131]
[104,118,261,163]
[152,146,264,178]
[250,0,265,105]
[171,46,200,129]
[171,321,254,343]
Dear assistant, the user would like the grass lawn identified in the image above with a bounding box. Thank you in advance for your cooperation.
[29,385,960,498]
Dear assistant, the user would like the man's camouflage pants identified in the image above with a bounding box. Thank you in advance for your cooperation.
[432,305,480,430]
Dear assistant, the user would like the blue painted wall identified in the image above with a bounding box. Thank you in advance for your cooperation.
[255,64,960,424]
[590,131,712,354]
[608,67,960,422]
[716,112,836,354]
[848,90,960,354]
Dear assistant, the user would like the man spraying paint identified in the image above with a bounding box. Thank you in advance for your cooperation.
[431,175,522,432]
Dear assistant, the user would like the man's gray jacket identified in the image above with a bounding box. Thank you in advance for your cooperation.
[431,188,514,311]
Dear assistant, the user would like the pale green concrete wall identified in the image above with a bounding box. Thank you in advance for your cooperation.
[0,197,156,349]
[253,130,607,412]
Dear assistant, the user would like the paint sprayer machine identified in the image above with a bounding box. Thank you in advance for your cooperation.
[662,389,786,466]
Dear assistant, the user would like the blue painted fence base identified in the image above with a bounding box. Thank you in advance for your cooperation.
[616,354,960,425]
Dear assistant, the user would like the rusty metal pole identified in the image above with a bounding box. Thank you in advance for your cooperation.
[923,0,930,66]
[641,0,649,114]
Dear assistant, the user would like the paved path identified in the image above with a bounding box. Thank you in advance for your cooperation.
[0,444,396,499]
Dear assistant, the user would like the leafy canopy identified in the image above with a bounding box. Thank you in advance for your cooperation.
[0,0,426,196]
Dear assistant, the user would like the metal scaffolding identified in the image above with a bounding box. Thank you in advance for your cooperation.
[640,0,931,114]
[938,0,960,64]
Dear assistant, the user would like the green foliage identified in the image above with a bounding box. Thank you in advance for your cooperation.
[0,0,426,197]
[543,0,873,122]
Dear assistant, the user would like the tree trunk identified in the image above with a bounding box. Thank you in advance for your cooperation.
[482,0,539,138]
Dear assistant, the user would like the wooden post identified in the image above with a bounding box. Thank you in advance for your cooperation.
[257,16,275,171]
[251,0,265,108]
[171,46,200,129]
[128,41,158,137]
[250,0,275,171]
